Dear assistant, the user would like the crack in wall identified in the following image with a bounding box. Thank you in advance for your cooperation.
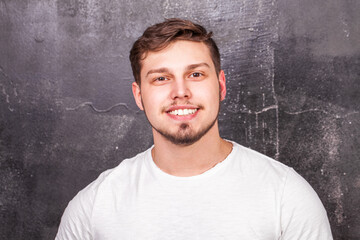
[320,116,344,225]
[226,104,278,114]
[233,107,359,120]
[0,84,14,112]
[0,65,17,112]
[0,65,14,85]
[271,74,280,160]
[65,101,139,113]
[284,109,359,119]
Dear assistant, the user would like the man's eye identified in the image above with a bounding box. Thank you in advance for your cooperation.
[190,72,203,78]
[155,76,167,81]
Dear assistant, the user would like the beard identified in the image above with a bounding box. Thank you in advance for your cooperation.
[143,98,221,146]
[152,117,218,146]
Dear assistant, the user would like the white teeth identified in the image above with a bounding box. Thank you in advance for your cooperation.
[168,109,197,116]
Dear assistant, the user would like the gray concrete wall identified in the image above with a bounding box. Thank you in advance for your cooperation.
[0,0,359,239]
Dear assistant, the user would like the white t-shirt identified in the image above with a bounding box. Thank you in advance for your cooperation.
[56,142,333,240]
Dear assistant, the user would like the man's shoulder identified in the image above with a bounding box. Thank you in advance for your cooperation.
[231,141,291,176]
[56,148,152,239]
[75,147,151,199]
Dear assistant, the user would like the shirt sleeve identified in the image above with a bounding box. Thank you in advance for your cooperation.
[55,183,96,240]
[280,168,333,240]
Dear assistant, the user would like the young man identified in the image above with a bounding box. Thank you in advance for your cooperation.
[56,18,333,239]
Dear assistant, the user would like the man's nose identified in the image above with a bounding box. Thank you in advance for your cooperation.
[170,78,191,100]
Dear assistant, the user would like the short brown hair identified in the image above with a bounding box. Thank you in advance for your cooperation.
[129,18,221,85]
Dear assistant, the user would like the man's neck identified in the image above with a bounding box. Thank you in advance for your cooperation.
[151,123,233,177]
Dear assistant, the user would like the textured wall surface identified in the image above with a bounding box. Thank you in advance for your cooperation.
[0,0,359,239]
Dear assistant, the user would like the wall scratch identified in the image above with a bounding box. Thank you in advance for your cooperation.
[0,65,17,112]
[227,104,278,114]
[271,73,280,160]
[66,101,138,113]
[284,109,359,119]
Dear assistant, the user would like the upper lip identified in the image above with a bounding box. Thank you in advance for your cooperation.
[166,105,199,112]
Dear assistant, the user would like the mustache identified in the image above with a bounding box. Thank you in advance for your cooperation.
[161,101,205,112]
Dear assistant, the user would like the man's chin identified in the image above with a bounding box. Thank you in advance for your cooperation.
[160,132,204,146]
[154,120,217,146]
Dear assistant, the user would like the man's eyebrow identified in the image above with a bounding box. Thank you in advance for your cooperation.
[146,68,170,77]
[145,63,210,78]
[185,63,210,71]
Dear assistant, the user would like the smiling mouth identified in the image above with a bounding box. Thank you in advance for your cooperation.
[167,108,198,116]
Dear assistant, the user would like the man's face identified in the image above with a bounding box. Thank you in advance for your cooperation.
[132,40,226,145]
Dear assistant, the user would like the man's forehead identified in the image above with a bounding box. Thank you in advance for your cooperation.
[140,40,214,74]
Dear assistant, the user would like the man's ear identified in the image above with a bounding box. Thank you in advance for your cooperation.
[132,81,144,110]
[219,70,226,101]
